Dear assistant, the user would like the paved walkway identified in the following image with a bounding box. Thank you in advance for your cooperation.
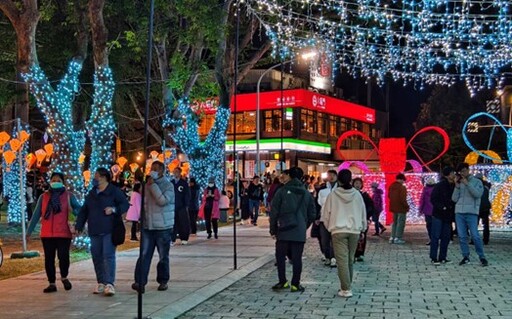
[1,221,511,319]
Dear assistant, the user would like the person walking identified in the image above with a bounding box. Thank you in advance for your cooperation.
[132,161,175,293]
[201,177,221,239]
[452,163,488,266]
[316,170,338,267]
[126,183,141,242]
[475,174,491,245]
[27,172,81,293]
[188,178,200,236]
[321,169,367,298]
[247,175,264,226]
[388,173,409,244]
[419,178,436,245]
[171,167,191,245]
[370,182,386,236]
[219,190,230,223]
[270,167,316,293]
[430,167,456,265]
[352,177,373,262]
[75,168,129,296]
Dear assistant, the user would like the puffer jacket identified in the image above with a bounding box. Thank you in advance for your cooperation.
[144,176,175,230]
[451,175,483,215]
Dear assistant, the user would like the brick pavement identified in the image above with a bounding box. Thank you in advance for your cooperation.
[178,225,512,319]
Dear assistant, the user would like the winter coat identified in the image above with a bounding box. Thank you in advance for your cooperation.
[189,184,200,211]
[27,190,81,238]
[372,188,384,213]
[269,178,316,242]
[430,177,455,222]
[479,181,491,217]
[144,176,175,230]
[201,186,220,219]
[388,181,409,213]
[247,182,264,201]
[172,178,190,211]
[75,183,129,236]
[419,185,434,216]
[452,175,484,215]
[321,187,367,235]
[126,191,141,222]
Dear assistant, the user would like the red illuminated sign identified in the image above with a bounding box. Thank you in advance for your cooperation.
[229,89,375,124]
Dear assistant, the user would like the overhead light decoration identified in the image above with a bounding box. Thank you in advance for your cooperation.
[245,0,512,93]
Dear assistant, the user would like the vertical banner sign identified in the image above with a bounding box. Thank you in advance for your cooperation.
[310,48,333,91]
[115,137,121,154]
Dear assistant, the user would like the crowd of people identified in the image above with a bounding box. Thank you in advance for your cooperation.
[24,160,493,300]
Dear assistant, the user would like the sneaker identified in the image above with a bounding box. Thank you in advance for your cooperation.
[388,237,395,244]
[181,240,188,245]
[104,284,115,296]
[355,256,364,262]
[158,283,168,291]
[480,258,489,267]
[43,284,57,293]
[330,258,337,268]
[131,282,145,294]
[61,279,72,291]
[440,259,451,264]
[459,257,470,265]
[290,284,305,293]
[320,256,326,262]
[426,241,431,246]
[214,233,218,239]
[93,283,105,294]
[207,234,212,239]
[394,238,406,244]
[338,290,353,298]
[431,259,441,266]
[271,281,290,290]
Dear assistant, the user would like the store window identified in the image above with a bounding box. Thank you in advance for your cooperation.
[198,113,216,135]
[329,115,338,136]
[263,109,293,132]
[226,112,257,134]
[317,112,327,135]
[300,109,316,133]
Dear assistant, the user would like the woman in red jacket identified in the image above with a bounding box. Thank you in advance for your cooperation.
[27,172,81,293]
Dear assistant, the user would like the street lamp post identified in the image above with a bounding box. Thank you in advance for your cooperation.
[255,60,292,176]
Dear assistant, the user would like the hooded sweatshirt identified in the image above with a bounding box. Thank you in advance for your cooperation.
[320,187,367,235]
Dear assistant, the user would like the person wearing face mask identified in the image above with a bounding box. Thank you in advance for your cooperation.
[201,177,221,239]
[171,167,191,245]
[131,161,175,293]
[75,167,129,297]
[27,172,81,293]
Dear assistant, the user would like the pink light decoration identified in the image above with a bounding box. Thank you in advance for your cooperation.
[338,161,371,173]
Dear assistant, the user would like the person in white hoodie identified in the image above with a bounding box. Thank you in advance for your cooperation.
[321,169,367,298]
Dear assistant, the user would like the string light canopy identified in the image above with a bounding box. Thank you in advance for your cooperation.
[244,0,512,93]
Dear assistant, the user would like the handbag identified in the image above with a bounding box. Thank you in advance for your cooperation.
[111,213,126,246]
[310,222,320,238]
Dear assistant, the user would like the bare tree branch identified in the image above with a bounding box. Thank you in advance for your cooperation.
[0,0,19,25]
[127,93,163,144]
[88,0,109,67]
[237,41,271,84]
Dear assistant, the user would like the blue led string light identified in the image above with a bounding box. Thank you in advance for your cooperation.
[86,66,115,180]
[164,98,230,189]
[22,60,86,196]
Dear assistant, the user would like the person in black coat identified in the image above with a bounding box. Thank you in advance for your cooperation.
[246,175,264,226]
[171,167,191,245]
[429,167,456,264]
[188,178,200,235]
[476,174,491,245]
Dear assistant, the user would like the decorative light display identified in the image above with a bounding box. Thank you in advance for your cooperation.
[164,98,230,189]
[22,61,86,196]
[245,0,512,93]
[463,112,512,162]
[2,127,29,225]
[470,164,512,227]
[337,126,449,223]
[86,66,116,181]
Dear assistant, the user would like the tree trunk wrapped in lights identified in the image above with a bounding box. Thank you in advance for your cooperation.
[165,98,230,189]
[22,61,86,196]
[86,66,115,177]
